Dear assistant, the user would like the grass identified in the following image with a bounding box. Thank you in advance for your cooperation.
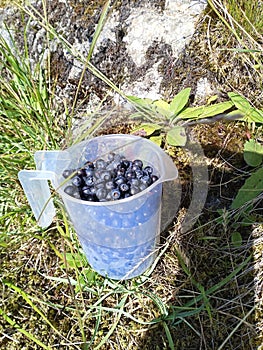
[0,0,262,349]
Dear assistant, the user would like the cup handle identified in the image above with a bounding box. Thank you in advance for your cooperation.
[18,170,56,228]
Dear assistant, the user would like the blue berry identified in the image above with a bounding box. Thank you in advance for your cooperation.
[139,183,148,192]
[144,165,153,175]
[128,178,139,187]
[115,176,126,186]
[100,170,112,181]
[62,169,75,178]
[64,185,76,196]
[63,151,159,202]
[140,175,152,186]
[130,186,140,195]
[72,190,81,199]
[72,175,83,187]
[119,183,130,193]
[85,176,94,186]
[152,175,159,183]
[134,169,144,179]
[84,161,94,169]
[96,188,107,200]
[107,152,115,161]
[111,188,121,200]
[120,160,130,169]
[96,159,106,170]
[105,181,116,190]
[133,159,143,168]
[84,167,94,177]
[81,186,92,196]
[125,170,136,180]
[85,194,97,201]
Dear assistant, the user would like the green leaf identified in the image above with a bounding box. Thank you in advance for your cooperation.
[62,252,87,268]
[169,87,191,118]
[149,135,163,146]
[231,167,263,209]
[231,231,242,247]
[153,99,172,118]
[206,95,218,104]
[131,123,162,136]
[178,101,234,120]
[228,92,263,123]
[126,95,153,110]
[244,139,263,167]
[166,126,187,146]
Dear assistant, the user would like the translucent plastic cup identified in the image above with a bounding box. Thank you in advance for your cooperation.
[18,134,178,279]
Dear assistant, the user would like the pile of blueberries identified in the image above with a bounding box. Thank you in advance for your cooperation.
[63,152,159,202]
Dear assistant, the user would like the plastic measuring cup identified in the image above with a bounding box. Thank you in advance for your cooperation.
[18,134,178,279]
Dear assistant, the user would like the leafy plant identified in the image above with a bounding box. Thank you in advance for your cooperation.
[130,90,263,147]
[231,139,263,209]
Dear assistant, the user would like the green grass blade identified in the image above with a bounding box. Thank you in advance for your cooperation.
[162,321,175,350]
[93,294,129,350]
[0,307,51,350]
[217,305,256,350]
[2,280,65,340]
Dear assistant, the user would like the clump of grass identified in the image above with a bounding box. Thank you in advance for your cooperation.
[223,0,263,39]
[207,0,263,86]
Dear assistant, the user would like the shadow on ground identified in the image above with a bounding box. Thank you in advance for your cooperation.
[131,121,262,350]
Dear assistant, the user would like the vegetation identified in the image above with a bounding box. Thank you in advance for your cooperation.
[0,0,262,349]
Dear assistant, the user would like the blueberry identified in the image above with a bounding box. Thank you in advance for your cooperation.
[63,152,158,202]
[77,169,86,177]
[134,169,144,179]
[84,161,95,169]
[120,160,130,169]
[128,178,139,187]
[72,190,81,199]
[115,176,126,186]
[139,183,148,192]
[130,186,140,195]
[119,183,130,193]
[100,170,112,181]
[111,188,121,200]
[144,165,153,175]
[85,176,94,186]
[152,175,159,182]
[89,186,96,195]
[96,188,107,200]
[72,175,83,187]
[107,152,115,161]
[96,159,106,170]
[116,167,126,176]
[64,185,76,196]
[62,169,75,178]
[125,170,136,180]
[94,180,105,189]
[140,175,152,186]
[84,167,94,177]
[81,186,92,196]
[133,159,143,168]
[85,194,97,201]
[105,181,116,190]
[94,170,102,179]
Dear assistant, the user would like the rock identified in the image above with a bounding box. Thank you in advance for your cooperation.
[0,0,209,119]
